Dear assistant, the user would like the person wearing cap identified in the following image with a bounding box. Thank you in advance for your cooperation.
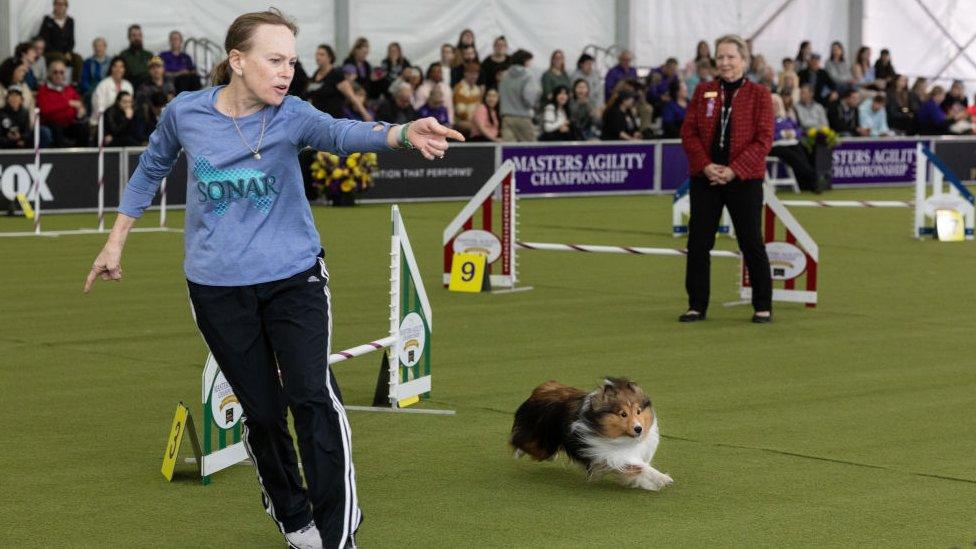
[679,34,774,324]
[798,52,836,106]
[571,52,604,109]
[135,55,175,114]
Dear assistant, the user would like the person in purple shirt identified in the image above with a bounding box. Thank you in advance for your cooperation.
[82,9,462,549]
[604,49,637,101]
[417,86,450,126]
[159,30,199,92]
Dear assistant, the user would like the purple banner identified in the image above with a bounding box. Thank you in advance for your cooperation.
[661,143,689,190]
[501,143,654,195]
[830,140,919,185]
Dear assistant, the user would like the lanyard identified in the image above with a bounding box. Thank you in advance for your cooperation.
[719,85,740,150]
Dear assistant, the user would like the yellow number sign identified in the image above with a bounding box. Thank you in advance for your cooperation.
[448,252,488,293]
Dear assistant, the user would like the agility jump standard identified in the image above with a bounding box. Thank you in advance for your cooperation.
[444,164,818,306]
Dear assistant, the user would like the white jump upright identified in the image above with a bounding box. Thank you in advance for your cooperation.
[914,142,975,240]
[672,178,732,237]
[32,108,41,235]
[97,109,106,232]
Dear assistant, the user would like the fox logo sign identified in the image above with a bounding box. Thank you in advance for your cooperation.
[0,163,54,202]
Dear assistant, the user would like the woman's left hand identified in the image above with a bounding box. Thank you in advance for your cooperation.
[407,117,465,160]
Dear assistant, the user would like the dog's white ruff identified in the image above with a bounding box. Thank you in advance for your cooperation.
[570,417,674,491]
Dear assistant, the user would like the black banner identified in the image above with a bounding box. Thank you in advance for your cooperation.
[364,144,496,200]
[0,150,121,211]
[932,140,976,183]
[126,149,189,206]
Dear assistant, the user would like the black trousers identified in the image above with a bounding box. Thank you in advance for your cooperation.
[188,256,361,549]
[686,176,772,313]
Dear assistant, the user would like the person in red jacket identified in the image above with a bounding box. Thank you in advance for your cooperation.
[679,34,773,324]
[36,58,88,146]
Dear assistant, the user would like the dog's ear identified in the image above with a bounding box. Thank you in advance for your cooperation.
[602,378,618,395]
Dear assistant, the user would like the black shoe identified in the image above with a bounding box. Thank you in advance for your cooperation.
[678,311,706,322]
[751,312,772,324]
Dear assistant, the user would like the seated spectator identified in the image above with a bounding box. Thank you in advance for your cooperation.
[344,37,383,99]
[2,43,40,91]
[917,86,971,135]
[770,93,817,191]
[941,80,968,112]
[438,44,458,86]
[886,74,915,134]
[683,41,714,80]
[375,81,418,124]
[91,56,133,125]
[103,91,142,146]
[873,48,896,83]
[417,86,449,126]
[777,69,800,105]
[540,85,572,141]
[380,42,411,95]
[469,88,501,142]
[909,77,928,107]
[601,90,640,141]
[135,56,174,113]
[648,57,679,107]
[159,31,199,93]
[39,0,82,85]
[139,90,167,137]
[456,29,477,57]
[479,35,510,90]
[414,63,453,125]
[341,84,374,121]
[119,25,153,88]
[452,62,483,135]
[781,57,796,75]
[758,66,777,92]
[569,78,598,140]
[0,88,31,149]
[0,62,38,121]
[80,37,109,97]
[30,38,49,90]
[851,46,875,88]
[799,53,836,105]
[828,88,869,136]
[634,80,655,139]
[571,53,604,109]
[499,49,540,142]
[747,54,767,83]
[795,83,829,130]
[661,80,688,138]
[858,94,893,136]
[604,49,637,101]
[451,45,478,88]
[541,50,570,103]
[309,62,371,120]
[36,59,87,146]
[794,40,812,72]
[825,41,852,88]
[686,58,714,97]
[307,44,336,98]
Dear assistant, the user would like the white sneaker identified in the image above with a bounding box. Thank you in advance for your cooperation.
[284,521,323,549]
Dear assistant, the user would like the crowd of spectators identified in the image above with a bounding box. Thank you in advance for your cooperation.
[2,1,976,150]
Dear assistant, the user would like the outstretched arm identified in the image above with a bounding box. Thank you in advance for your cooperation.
[83,213,136,293]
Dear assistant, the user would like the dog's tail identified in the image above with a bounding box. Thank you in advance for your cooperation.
[510,381,586,461]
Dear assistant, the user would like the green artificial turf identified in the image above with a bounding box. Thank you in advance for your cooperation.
[1,188,974,548]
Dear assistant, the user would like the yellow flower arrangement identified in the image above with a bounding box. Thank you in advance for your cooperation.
[310,151,380,204]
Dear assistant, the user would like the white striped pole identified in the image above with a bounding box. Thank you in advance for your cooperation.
[779,200,913,208]
[159,177,167,228]
[516,241,741,258]
[32,108,41,234]
[97,109,105,232]
[328,335,396,365]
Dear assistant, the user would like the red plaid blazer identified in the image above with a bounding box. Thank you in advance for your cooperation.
[680,79,774,180]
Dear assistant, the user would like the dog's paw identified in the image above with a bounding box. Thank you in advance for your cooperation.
[638,468,673,491]
[513,448,524,459]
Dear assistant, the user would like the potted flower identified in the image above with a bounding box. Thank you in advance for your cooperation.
[800,126,838,193]
[310,152,379,206]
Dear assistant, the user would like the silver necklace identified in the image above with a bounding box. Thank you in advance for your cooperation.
[719,84,741,150]
[230,107,267,160]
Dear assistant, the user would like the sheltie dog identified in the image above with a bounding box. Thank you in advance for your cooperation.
[510,377,673,491]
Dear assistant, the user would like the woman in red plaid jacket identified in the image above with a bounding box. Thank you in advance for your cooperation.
[679,34,774,324]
